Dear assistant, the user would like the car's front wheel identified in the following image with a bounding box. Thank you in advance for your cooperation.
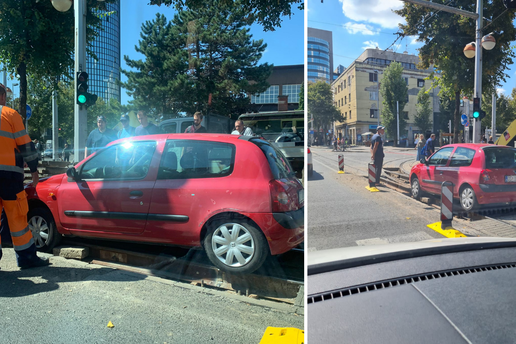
[460,185,478,212]
[204,219,269,274]
[28,207,61,252]
[411,176,422,200]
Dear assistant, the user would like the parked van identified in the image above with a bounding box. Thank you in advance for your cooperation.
[159,114,233,134]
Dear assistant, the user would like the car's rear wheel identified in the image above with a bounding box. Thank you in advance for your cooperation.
[28,207,61,252]
[460,185,478,212]
[411,177,422,200]
[204,219,269,274]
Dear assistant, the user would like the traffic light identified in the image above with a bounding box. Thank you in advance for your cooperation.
[76,71,98,107]
[472,97,481,120]
[479,110,486,121]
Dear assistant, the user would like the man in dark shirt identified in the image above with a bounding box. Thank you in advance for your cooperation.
[424,133,436,158]
[118,114,136,139]
[135,110,163,136]
[85,115,117,159]
[184,112,208,133]
[370,126,385,186]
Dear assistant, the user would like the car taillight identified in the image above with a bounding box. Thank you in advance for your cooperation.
[480,169,492,184]
[307,147,311,154]
[269,180,292,212]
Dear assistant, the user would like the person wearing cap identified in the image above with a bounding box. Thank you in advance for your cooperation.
[118,114,136,139]
[370,126,385,186]
[85,115,117,159]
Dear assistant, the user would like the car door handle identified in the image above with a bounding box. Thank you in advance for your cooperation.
[129,190,143,198]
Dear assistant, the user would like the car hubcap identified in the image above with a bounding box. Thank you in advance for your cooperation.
[211,223,255,267]
[28,215,50,248]
[412,180,419,197]
[461,189,474,210]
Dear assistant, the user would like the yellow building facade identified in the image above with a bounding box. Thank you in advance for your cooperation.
[332,49,440,145]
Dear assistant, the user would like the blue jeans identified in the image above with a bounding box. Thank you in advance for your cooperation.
[416,150,420,161]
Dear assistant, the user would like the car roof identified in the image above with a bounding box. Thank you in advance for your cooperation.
[108,133,246,147]
[440,143,511,150]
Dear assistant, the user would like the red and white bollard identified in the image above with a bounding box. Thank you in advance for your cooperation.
[440,181,454,228]
[368,163,376,187]
[338,154,344,174]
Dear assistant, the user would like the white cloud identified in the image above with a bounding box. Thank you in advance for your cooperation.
[339,0,405,29]
[409,36,420,45]
[497,88,506,96]
[362,41,380,50]
[343,22,379,35]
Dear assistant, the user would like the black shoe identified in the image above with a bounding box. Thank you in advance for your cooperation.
[19,257,51,270]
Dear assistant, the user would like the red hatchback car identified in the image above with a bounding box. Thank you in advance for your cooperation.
[410,144,516,212]
[25,134,304,274]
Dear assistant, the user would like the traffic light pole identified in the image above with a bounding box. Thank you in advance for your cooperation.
[74,0,88,162]
[472,0,483,143]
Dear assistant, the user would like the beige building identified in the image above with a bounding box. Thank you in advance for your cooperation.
[332,49,440,145]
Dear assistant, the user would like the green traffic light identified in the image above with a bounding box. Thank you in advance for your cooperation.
[78,94,87,104]
[473,111,480,118]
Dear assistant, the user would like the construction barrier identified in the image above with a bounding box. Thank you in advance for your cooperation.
[423,180,467,238]
[338,154,344,174]
[365,163,379,192]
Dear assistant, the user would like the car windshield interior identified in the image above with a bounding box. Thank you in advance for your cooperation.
[80,141,157,180]
[484,148,516,169]
[158,140,235,179]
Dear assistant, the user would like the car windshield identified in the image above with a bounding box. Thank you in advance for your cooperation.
[3,1,304,343]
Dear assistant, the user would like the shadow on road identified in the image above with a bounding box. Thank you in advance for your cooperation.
[308,171,324,181]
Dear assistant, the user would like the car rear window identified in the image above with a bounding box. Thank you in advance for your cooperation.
[158,140,235,179]
[252,139,293,180]
[484,147,516,169]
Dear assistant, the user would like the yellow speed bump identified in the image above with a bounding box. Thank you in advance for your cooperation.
[427,222,467,238]
[365,186,380,192]
[259,327,304,344]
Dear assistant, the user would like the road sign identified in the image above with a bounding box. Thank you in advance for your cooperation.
[465,121,469,127]
[26,104,32,120]
[309,130,314,135]
[461,114,468,125]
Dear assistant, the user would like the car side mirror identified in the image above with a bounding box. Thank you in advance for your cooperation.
[66,167,79,181]
[420,158,427,165]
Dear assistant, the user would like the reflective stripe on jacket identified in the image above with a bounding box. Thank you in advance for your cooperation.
[0,105,38,179]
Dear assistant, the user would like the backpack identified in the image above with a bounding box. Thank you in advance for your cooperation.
[420,144,428,157]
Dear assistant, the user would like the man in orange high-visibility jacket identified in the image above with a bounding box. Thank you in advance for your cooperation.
[0,84,50,269]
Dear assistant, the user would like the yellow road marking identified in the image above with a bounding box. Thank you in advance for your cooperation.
[427,222,468,238]
[365,186,380,192]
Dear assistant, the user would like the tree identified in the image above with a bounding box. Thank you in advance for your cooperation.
[148,0,303,31]
[0,0,116,121]
[415,87,432,135]
[308,81,343,131]
[298,83,304,110]
[395,1,516,143]
[380,62,408,145]
[122,4,272,120]
[482,92,516,134]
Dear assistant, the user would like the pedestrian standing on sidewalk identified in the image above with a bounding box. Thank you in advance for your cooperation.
[370,126,385,186]
[415,134,425,161]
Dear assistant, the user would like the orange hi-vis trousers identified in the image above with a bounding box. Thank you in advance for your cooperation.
[0,190,35,254]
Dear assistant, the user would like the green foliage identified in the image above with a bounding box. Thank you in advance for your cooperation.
[307,81,343,130]
[148,0,303,31]
[415,87,432,134]
[0,0,116,121]
[122,4,272,120]
[395,0,516,142]
[481,92,516,133]
[380,62,408,144]
[437,91,456,134]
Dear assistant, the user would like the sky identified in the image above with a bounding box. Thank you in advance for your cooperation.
[119,1,304,105]
[307,0,516,96]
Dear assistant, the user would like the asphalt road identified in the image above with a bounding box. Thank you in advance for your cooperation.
[0,249,303,344]
[307,148,445,251]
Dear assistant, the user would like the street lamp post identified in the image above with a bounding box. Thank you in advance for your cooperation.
[51,0,87,162]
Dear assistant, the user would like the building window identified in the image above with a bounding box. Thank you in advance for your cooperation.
[370,109,378,118]
[370,92,378,100]
[406,95,409,102]
[418,79,425,87]
[405,77,409,85]
[349,110,352,119]
[403,111,409,119]
[369,73,378,82]
[345,96,347,104]
[349,93,351,102]
[345,112,347,119]
[344,80,347,88]
[341,98,343,106]
[282,84,301,103]
[251,85,279,104]
[348,76,351,87]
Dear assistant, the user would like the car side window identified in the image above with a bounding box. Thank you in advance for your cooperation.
[428,147,454,166]
[450,147,476,167]
[80,141,157,180]
[158,140,235,179]
[181,121,192,133]
[161,122,177,134]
